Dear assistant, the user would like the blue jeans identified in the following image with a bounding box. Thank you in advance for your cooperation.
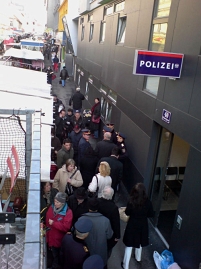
[94,130,99,139]
[61,79,65,87]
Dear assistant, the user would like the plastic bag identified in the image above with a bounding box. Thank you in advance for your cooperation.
[161,250,174,269]
[153,251,163,269]
[119,207,130,223]
[168,263,181,269]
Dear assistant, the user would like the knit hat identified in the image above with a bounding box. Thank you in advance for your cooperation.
[54,192,67,204]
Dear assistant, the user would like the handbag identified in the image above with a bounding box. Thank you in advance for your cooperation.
[59,79,62,84]
[92,115,100,123]
[118,207,130,222]
[52,74,56,80]
[88,175,99,198]
[65,169,78,196]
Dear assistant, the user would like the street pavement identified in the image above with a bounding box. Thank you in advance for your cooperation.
[45,56,166,269]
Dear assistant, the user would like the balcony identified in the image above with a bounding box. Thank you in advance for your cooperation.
[98,0,113,4]
[78,0,90,15]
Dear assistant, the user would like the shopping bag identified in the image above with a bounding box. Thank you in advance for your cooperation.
[153,251,163,269]
[161,250,174,269]
[52,74,56,80]
[119,207,130,222]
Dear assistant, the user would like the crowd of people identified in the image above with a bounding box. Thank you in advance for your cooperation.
[42,57,154,269]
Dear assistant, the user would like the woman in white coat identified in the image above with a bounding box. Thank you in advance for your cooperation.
[88,161,112,197]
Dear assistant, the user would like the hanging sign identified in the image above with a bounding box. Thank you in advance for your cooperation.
[162,109,172,124]
[133,50,184,78]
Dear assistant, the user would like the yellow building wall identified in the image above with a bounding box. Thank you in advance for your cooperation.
[58,0,68,32]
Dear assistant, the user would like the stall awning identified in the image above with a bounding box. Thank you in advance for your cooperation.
[4,48,44,60]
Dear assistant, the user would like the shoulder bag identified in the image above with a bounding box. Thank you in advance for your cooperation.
[92,115,100,123]
[88,174,99,198]
[119,207,130,222]
[65,169,78,196]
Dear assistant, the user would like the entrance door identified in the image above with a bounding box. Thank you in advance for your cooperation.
[150,127,190,245]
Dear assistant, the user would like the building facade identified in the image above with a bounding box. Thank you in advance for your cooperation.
[75,0,201,268]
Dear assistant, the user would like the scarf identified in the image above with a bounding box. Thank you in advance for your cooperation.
[43,191,51,206]
[91,102,100,114]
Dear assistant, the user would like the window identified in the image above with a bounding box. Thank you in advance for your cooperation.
[108,89,117,104]
[80,17,84,25]
[88,14,93,21]
[85,82,89,100]
[100,22,106,42]
[157,0,172,17]
[77,74,81,86]
[117,16,127,44]
[101,97,113,122]
[104,5,113,16]
[101,98,107,118]
[100,84,108,95]
[105,102,112,122]
[145,0,172,95]
[81,25,85,41]
[115,1,125,12]
[89,23,94,42]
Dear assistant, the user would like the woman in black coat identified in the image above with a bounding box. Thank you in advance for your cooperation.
[90,98,101,139]
[121,183,154,269]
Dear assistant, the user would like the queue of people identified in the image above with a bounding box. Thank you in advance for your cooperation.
[43,90,154,269]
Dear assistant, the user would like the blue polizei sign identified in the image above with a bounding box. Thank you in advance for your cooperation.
[133,50,184,78]
[162,109,171,124]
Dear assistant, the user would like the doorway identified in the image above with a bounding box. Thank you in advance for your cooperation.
[150,127,190,246]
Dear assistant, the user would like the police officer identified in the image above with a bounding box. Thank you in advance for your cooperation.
[78,129,93,167]
[106,123,118,144]
[116,132,128,161]
[60,218,92,269]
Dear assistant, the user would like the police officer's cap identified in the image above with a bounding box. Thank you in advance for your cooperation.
[103,126,111,132]
[74,218,92,233]
[118,132,126,139]
[106,122,114,126]
[83,255,104,269]
[81,129,91,135]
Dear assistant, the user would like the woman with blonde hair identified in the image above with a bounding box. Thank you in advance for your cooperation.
[88,161,112,197]
[53,159,83,194]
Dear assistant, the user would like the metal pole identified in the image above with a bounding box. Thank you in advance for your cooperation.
[26,113,32,193]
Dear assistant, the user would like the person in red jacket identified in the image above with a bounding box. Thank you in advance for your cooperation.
[46,192,73,269]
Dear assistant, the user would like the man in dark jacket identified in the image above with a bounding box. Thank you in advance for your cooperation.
[55,109,66,144]
[95,132,116,160]
[69,87,85,112]
[60,66,69,87]
[60,218,92,269]
[98,186,120,257]
[47,66,53,84]
[51,128,61,162]
[53,54,59,72]
[106,123,118,144]
[78,129,93,167]
[68,187,89,225]
[70,110,84,130]
[69,125,82,166]
[53,94,64,119]
[96,147,123,195]
[56,138,74,169]
[64,108,73,137]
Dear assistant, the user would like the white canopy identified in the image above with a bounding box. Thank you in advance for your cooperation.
[0,65,52,181]
[4,48,44,60]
